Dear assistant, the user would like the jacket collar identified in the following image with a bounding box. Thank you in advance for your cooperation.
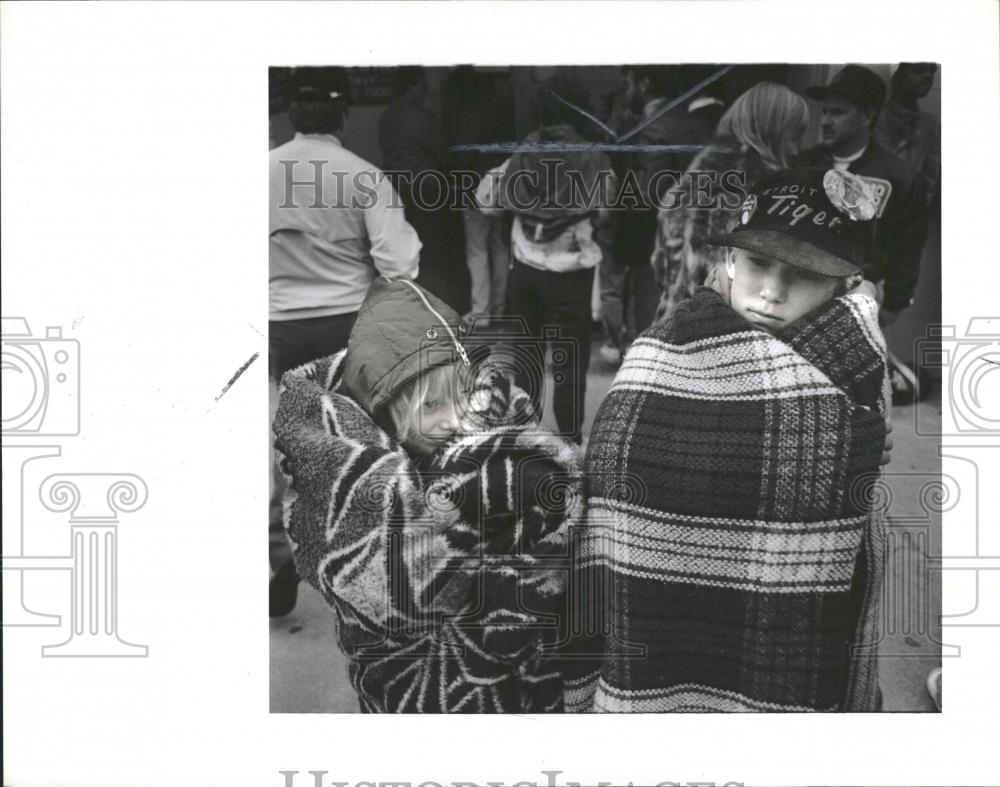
[295,132,342,147]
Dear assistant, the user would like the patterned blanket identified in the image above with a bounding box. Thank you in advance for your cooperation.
[565,288,890,712]
[273,351,581,712]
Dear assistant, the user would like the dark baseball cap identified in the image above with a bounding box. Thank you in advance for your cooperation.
[288,66,350,104]
[806,64,887,114]
[705,167,877,277]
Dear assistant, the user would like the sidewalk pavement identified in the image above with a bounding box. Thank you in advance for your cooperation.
[271,338,943,713]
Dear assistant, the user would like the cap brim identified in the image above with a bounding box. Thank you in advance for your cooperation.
[704,229,861,277]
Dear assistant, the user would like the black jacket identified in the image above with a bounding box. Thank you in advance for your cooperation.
[797,141,928,312]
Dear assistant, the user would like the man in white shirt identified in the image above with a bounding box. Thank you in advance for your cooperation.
[269,71,421,615]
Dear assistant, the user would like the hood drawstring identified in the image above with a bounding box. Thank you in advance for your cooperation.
[394,278,471,368]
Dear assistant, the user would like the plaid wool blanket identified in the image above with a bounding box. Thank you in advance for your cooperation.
[565,288,890,712]
[273,352,581,713]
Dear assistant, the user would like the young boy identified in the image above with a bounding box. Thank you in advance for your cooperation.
[566,167,890,713]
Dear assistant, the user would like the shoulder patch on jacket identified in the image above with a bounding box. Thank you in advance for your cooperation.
[856,175,892,218]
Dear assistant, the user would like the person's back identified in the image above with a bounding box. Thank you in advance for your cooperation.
[378,66,443,177]
[269,134,418,320]
[268,75,420,618]
[502,122,614,273]
[566,168,890,713]
[494,72,616,444]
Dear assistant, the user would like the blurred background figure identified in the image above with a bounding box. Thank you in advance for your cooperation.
[379,66,467,312]
[269,67,420,617]
[485,71,616,445]
[652,82,808,323]
[875,62,942,401]
[876,62,940,210]
[599,65,723,363]
[445,66,512,326]
[798,65,928,329]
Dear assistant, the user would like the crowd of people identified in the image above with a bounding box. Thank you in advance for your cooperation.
[268,62,941,713]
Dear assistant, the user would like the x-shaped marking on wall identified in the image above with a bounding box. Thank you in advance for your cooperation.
[449,64,735,155]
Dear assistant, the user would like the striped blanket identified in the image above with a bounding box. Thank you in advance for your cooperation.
[565,287,889,712]
[273,351,581,713]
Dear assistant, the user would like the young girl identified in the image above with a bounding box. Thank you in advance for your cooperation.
[273,276,581,713]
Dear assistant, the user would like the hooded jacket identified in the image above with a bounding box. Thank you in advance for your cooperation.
[342,276,471,421]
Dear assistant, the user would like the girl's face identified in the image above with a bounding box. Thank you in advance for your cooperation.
[403,392,463,456]
[389,362,472,457]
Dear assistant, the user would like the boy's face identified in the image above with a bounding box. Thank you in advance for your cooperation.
[726,248,841,332]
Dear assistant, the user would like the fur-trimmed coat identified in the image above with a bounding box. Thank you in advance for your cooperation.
[273,351,582,712]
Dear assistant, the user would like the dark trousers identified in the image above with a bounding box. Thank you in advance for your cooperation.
[505,260,594,444]
[269,312,358,382]
[269,312,357,570]
[600,209,659,348]
[622,207,660,337]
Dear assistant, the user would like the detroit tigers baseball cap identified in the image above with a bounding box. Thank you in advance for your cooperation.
[704,167,878,277]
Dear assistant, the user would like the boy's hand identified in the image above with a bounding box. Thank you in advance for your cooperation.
[847,276,878,301]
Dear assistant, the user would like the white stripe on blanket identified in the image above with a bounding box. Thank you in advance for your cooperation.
[611,331,845,401]
[581,500,867,592]
[593,679,826,713]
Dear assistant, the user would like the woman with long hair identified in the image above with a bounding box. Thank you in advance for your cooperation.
[651,81,809,323]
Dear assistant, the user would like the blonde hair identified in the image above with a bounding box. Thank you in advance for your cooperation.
[716,82,810,170]
[386,362,467,446]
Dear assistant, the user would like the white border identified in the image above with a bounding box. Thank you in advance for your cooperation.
[2,2,999,786]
